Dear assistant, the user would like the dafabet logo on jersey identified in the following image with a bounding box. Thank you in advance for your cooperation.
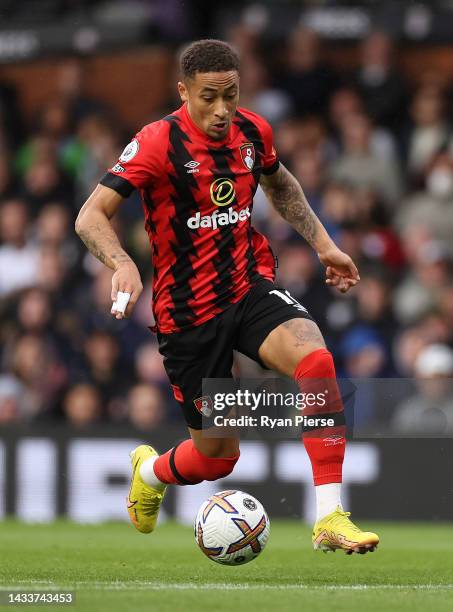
[210,178,236,206]
[187,177,250,230]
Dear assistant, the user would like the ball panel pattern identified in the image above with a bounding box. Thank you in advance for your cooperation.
[194,490,270,565]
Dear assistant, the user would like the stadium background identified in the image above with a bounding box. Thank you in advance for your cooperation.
[1,0,453,524]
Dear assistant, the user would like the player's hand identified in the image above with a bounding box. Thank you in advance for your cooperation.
[111,261,143,319]
[318,246,360,294]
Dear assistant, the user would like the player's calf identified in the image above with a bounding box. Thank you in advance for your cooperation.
[141,439,240,487]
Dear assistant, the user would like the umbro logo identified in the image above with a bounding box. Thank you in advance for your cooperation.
[184,160,200,174]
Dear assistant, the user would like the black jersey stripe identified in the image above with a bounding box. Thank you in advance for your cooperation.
[143,191,159,274]
[206,145,239,310]
[234,111,266,283]
[164,115,201,328]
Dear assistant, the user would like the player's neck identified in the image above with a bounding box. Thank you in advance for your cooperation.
[182,102,232,145]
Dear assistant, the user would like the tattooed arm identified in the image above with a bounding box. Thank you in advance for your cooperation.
[260,163,359,293]
[75,184,143,318]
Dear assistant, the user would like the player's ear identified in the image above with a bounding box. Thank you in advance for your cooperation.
[178,81,188,103]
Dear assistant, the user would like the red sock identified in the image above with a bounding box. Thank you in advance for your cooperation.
[294,348,346,486]
[153,439,239,485]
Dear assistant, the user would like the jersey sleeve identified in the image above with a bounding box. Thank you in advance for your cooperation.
[259,118,280,176]
[100,121,167,197]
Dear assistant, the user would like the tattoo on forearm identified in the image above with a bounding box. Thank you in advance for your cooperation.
[77,219,132,270]
[260,164,320,247]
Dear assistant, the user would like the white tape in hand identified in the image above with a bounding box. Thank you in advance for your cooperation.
[112,291,131,314]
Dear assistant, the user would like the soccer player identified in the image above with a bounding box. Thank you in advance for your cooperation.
[75,39,379,554]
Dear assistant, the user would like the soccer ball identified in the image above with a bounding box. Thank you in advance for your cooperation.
[194,490,270,565]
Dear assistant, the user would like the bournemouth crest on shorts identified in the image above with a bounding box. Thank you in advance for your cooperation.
[194,395,214,417]
[240,143,255,171]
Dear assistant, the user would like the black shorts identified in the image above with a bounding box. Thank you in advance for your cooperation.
[157,279,314,429]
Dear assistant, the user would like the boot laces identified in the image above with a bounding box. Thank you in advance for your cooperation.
[330,510,361,533]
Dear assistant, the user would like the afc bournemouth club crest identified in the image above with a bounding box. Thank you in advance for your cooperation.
[240,143,255,171]
[194,395,214,417]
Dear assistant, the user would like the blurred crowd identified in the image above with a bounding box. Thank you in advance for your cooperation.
[1,27,453,434]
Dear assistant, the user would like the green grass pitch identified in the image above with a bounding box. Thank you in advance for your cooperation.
[1,520,452,611]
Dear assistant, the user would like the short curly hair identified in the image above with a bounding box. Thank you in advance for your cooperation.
[180,39,240,80]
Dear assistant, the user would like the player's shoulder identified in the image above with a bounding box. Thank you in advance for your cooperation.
[236,106,273,141]
[132,117,172,162]
[136,117,171,142]
[236,106,272,130]
[136,105,186,144]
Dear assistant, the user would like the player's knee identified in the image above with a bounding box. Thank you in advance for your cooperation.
[295,348,344,417]
[193,437,240,459]
[202,452,240,480]
[294,347,336,380]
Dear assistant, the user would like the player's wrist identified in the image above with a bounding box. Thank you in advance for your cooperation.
[314,236,337,259]
[112,256,135,272]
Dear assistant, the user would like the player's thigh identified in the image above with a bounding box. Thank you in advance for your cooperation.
[157,320,235,431]
[236,280,325,377]
[258,317,325,377]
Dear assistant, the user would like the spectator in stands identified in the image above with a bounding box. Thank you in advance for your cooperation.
[0,199,38,297]
[291,150,325,217]
[238,54,292,124]
[135,342,168,388]
[227,22,261,60]
[80,330,130,406]
[63,383,102,429]
[328,86,398,161]
[393,239,451,325]
[353,267,398,358]
[21,157,73,211]
[276,27,339,116]
[402,85,452,184]
[73,113,120,200]
[56,59,107,122]
[33,203,81,274]
[36,245,69,295]
[16,287,52,334]
[395,153,453,243]
[339,325,390,428]
[15,133,57,177]
[273,117,305,165]
[352,31,406,129]
[329,111,402,206]
[340,325,389,379]
[318,181,356,238]
[126,383,164,430]
[391,344,453,435]
[8,333,66,418]
[393,324,428,376]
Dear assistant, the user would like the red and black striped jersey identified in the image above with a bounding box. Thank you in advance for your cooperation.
[100,103,280,333]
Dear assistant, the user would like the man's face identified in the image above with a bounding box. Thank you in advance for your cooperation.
[178,71,240,140]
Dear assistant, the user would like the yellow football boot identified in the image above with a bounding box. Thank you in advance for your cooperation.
[313,506,379,554]
[127,445,166,534]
